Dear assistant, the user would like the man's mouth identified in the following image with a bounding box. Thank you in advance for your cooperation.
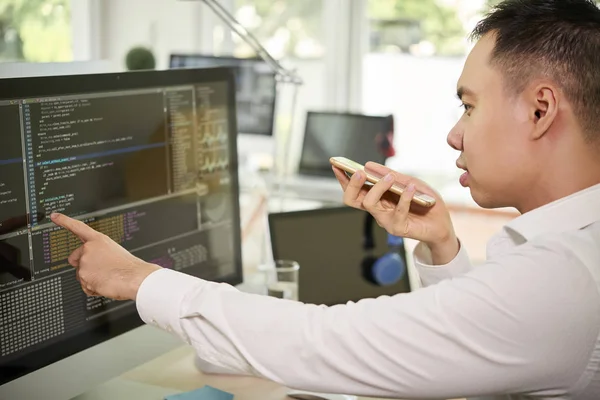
[456,161,469,187]
[459,171,469,187]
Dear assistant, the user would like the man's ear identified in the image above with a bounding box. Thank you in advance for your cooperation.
[530,83,558,140]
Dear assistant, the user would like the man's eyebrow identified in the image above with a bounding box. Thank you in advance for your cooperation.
[456,86,476,100]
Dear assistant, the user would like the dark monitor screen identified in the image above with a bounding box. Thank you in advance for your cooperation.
[0,68,243,385]
[170,54,276,137]
[298,111,394,177]
[269,207,411,306]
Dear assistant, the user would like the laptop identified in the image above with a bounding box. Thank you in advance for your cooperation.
[268,206,411,306]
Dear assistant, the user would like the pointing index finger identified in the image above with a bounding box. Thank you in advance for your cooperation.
[50,213,98,242]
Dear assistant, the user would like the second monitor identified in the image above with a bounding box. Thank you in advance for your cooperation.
[170,54,277,137]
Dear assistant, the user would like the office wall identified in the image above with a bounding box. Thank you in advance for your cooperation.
[98,0,203,71]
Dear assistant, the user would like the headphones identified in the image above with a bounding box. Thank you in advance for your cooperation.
[361,212,406,286]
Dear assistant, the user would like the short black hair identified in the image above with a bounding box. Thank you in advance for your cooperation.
[471,0,600,142]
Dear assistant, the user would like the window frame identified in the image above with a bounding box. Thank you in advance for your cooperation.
[72,0,102,61]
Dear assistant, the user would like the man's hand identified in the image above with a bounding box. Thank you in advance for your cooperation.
[332,161,460,265]
[50,213,161,301]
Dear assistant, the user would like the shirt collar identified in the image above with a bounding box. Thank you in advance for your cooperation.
[504,183,600,242]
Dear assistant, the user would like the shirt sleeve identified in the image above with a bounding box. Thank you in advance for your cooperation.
[412,239,474,287]
[136,240,600,399]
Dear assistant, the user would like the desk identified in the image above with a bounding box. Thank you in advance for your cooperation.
[119,345,295,399]
[114,344,409,400]
[74,329,465,400]
[69,343,386,400]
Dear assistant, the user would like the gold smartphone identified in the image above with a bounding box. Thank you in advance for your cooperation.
[330,156,436,208]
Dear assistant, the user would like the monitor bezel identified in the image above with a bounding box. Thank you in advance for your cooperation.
[0,67,244,386]
[170,53,263,65]
[169,53,277,137]
[297,110,391,178]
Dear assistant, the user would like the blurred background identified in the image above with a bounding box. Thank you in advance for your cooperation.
[0,0,502,190]
[0,0,517,274]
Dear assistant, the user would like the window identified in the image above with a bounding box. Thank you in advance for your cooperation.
[231,0,327,173]
[0,0,72,63]
[368,0,468,57]
[363,0,488,204]
[233,0,324,60]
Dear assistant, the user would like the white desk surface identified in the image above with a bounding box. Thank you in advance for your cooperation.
[115,344,437,400]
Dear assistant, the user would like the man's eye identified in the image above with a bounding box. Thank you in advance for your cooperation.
[460,103,473,114]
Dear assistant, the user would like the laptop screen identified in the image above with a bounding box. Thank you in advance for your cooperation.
[298,112,394,177]
[269,206,411,306]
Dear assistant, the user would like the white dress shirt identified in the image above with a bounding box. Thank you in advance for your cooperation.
[136,184,600,400]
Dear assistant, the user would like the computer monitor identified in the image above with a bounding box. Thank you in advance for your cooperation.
[170,54,277,137]
[0,67,243,398]
[269,206,411,306]
[298,111,394,178]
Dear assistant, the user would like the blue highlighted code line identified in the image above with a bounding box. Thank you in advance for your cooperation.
[35,142,167,167]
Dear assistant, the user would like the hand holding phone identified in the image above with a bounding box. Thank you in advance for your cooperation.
[330,156,459,264]
[329,156,436,207]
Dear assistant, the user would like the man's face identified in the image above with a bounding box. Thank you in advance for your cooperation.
[448,33,535,209]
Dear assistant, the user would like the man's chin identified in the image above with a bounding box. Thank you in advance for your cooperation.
[469,188,501,209]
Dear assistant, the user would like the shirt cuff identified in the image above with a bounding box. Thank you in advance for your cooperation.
[413,239,473,287]
[135,268,205,341]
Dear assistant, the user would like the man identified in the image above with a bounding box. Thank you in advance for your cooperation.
[51,0,600,398]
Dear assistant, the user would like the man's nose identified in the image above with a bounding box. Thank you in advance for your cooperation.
[447,123,463,151]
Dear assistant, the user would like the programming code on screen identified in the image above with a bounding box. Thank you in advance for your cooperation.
[0,81,238,364]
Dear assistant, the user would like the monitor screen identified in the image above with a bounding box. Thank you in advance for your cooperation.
[269,207,411,306]
[170,54,276,137]
[298,111,394,177]
[0,68,243,386]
